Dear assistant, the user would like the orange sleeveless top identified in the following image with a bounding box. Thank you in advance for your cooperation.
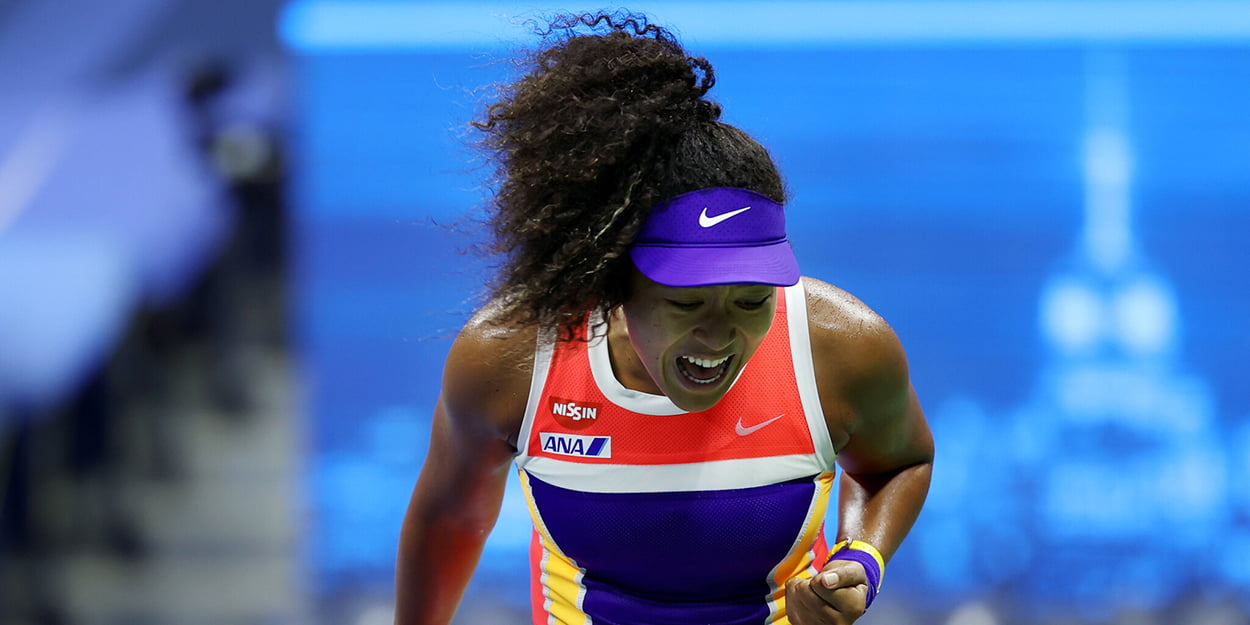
[514,283,838,625]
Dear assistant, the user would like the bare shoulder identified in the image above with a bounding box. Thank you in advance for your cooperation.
[441,300,539,447]
[800,277,911,439]
[802,277,908,383]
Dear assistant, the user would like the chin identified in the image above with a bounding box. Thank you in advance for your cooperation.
[667,387,729,413]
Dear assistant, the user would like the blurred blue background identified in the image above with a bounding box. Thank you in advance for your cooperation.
[2,1,1249,625]
[282,2,1250,624]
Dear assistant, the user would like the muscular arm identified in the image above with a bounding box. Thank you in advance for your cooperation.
[786,278,934,624]
[835,390,932,565]
[394,312,534,625]
[832,325,932,563]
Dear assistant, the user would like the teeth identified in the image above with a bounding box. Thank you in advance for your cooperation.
[681,355,730,369]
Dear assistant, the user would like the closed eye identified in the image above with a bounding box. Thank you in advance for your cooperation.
[666,299,703,311]
[736,295,772,311]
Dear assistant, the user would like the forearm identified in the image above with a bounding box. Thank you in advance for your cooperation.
[394,504,498,625]
[835,459,932,562]
[393,408,512,625]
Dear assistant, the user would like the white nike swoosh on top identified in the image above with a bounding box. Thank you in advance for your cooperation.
[735,414,785,436]
[699,205,752,228]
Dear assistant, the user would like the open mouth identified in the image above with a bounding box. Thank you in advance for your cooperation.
[676,354,734,385]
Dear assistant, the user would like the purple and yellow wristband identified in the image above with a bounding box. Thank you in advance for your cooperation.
[827,539,886,610]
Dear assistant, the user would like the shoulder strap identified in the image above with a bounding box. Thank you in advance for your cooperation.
[784,282,838,470]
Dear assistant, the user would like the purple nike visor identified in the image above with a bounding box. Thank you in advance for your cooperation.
[629,187,800,287]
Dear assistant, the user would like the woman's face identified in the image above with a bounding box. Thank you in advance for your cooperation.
[619,268,778,412]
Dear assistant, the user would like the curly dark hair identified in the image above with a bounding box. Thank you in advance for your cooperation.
[474,10,786,339]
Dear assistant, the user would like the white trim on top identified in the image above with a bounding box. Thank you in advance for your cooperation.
[515,325,557,459]
[520,453,827,493]
[786,281,838,471]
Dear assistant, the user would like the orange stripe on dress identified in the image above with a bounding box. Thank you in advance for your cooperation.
[538,532,588,625]
[521,470,589,625]
[529,529,546,625]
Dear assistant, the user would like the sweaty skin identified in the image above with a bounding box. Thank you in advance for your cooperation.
[394,275,933,625]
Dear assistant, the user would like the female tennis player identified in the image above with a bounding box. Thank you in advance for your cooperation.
[395,11,934,625]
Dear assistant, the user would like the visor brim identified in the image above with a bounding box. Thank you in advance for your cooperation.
[629,241,800,288]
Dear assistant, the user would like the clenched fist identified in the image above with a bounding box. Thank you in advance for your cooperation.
[784,560,870,625]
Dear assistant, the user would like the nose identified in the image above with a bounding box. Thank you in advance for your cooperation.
[691,309,734,352]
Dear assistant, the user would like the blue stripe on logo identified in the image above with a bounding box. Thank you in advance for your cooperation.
[586,437,607,457]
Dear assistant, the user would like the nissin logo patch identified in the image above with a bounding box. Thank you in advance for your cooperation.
[539,433,612,458]
[549,397,601,430]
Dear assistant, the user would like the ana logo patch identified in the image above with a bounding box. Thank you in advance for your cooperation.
[539,433,612,459]
[549,397,602,430]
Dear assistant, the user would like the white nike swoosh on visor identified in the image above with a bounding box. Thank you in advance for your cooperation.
[699,205,751,228]
[735,414,785,436]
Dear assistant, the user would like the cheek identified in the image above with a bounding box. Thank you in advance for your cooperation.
[742,312,776,349]
[752,317,775,340]
[625,306,679,358]
[623,316,664,365]
[636,326,677,367]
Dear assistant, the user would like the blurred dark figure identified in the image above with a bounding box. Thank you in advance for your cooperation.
[181,58,289,416]
[0,57,289,623]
